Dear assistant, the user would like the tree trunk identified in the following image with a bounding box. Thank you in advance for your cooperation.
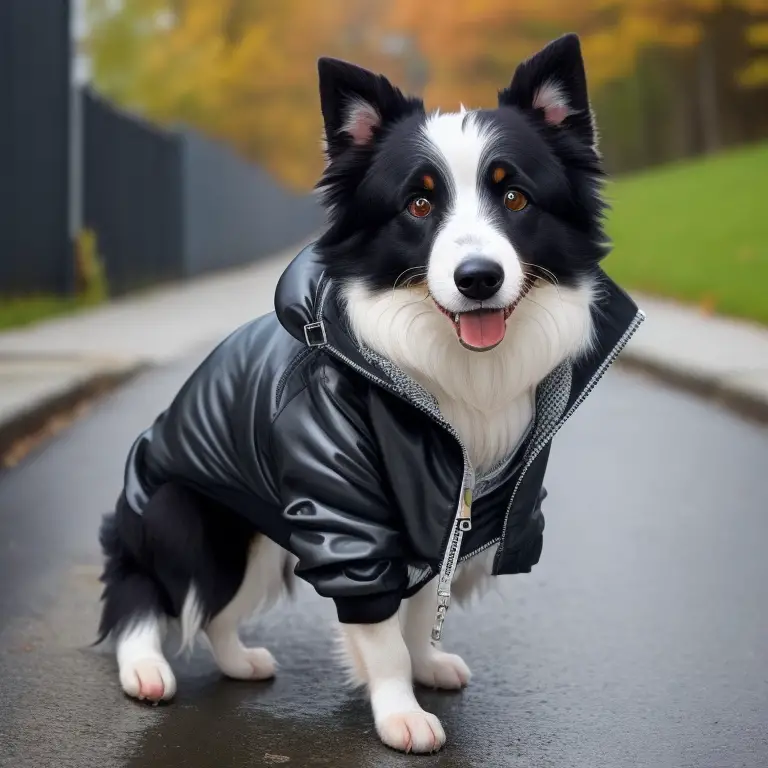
[697,31,721,153]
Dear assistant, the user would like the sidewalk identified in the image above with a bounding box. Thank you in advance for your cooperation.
[619,295,768,421]
[2,246,767,457]
[0,245,293,459]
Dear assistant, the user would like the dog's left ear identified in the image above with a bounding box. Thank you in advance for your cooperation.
[318,57,422,161]
[499,34,597,151]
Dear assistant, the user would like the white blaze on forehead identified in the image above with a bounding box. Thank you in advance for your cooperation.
[420,111,495,203]
[419,111,524,312]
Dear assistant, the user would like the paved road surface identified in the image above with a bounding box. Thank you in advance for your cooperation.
[1,352,767,768]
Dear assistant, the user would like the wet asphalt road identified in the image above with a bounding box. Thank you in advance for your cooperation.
[1,351,767,768]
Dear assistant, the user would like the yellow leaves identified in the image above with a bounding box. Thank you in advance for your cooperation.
[88,0,768,191]
[738,55,768,86]
[747,22,768,46]
[581,32,636,85]
[88,0,348,189]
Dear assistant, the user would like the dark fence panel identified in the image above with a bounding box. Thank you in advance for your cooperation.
[83,89,183,296]
[180,130,326,277]
[0,0,71,295]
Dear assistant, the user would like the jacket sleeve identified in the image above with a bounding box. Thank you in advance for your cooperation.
[270,371,407,624]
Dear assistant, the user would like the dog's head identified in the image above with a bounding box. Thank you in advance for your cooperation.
[316,34,605,354]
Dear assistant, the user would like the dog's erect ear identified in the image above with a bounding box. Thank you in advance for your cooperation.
[498,34,597,150]
[318,57,421,159]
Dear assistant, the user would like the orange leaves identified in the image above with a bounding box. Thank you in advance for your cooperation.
[87,0,768,191]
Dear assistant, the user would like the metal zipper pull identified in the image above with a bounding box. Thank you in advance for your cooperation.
[432,586,450,642]
[432,466,475,643]
[458,486,473,531]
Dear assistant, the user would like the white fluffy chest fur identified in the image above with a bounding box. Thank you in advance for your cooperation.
[343,279,596,473]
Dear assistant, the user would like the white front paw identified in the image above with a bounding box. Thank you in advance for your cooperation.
[413,649,471,689]
[376,710,446,753]
[216,647,276,681]
[119,657,177,703]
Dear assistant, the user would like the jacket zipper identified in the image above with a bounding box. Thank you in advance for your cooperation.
[313,280,643,641]
[414,309,645,582]
[431,464,475,642]
[493,308,646,571]
[322,336,475,642]
[313,279,475,644]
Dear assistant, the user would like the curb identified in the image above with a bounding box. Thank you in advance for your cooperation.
[1,341,764,468]
[618,352,768,426]
[0,364,147,462]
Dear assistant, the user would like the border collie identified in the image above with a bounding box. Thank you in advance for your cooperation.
[97,33,643,754]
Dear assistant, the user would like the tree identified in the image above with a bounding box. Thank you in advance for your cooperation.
[85,0,768,188]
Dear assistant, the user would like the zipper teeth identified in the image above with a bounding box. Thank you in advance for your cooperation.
[326,344,466,448]
[322,343,471,628]
[315,278,473,556]
[315,279,643,630]
[316,279,467,445]
[460,536,501,563]
[493,309,646,566]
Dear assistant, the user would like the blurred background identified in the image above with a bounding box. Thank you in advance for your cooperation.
[0,0,766,326]
[1,5,768,765]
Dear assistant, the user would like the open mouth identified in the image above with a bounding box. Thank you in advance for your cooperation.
[433,282,532,352]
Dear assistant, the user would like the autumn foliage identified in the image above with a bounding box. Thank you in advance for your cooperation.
[85,0,768,190]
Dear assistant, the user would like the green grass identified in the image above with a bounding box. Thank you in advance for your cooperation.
[0,295,93,331]
[604,142,768,324]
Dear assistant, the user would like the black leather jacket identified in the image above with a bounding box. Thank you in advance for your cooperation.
[122,244,644,629]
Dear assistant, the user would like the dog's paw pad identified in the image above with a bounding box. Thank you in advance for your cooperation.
[120,657,176,703]
[377,710,446,753]
[218,647,276,681]
[413,650,471,690]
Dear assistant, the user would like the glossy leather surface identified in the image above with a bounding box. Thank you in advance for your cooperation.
[122,245,640,621]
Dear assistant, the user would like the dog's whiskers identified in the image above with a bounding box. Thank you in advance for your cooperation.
[392,266,428,291]
[520,262,563,306]
[402,274,427,289]
[521,294,559,328]
[391,267,428,306]
[519,261,560,287]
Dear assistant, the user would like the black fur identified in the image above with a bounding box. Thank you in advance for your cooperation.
[498,33,595,149]
[317,57,424,160]
[97,484,257,642]
[316,33,608,293]
[98,34,608,645]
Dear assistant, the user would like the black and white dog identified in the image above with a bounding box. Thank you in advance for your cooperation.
[98,34,642,753]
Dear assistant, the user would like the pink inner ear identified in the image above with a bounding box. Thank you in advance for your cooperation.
[532,81,572,126]
[542,104,570,125]
[340,100,381,145]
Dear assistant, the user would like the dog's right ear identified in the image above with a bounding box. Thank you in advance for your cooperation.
[318,58,422,160]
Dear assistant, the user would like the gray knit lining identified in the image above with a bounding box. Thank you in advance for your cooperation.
[359,345,573,590]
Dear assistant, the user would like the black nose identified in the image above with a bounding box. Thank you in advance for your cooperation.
[454,257,505,301]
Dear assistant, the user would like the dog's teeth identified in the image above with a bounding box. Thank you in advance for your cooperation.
[454,314,460,323]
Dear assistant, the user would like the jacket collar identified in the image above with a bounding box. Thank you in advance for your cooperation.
[274,243,644,409]
[274,243,387,382]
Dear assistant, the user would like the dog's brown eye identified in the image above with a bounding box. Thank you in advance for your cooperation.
[408,197,432,218]
[504,189,528,212]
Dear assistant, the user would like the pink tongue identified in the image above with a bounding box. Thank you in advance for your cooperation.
[457,310,506,350]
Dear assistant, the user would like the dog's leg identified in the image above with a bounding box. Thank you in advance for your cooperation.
[402,580,471,690]
[116,616,177,702]
[341,615,446,753]
[100,503,177,703]
[204,536,288,680]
